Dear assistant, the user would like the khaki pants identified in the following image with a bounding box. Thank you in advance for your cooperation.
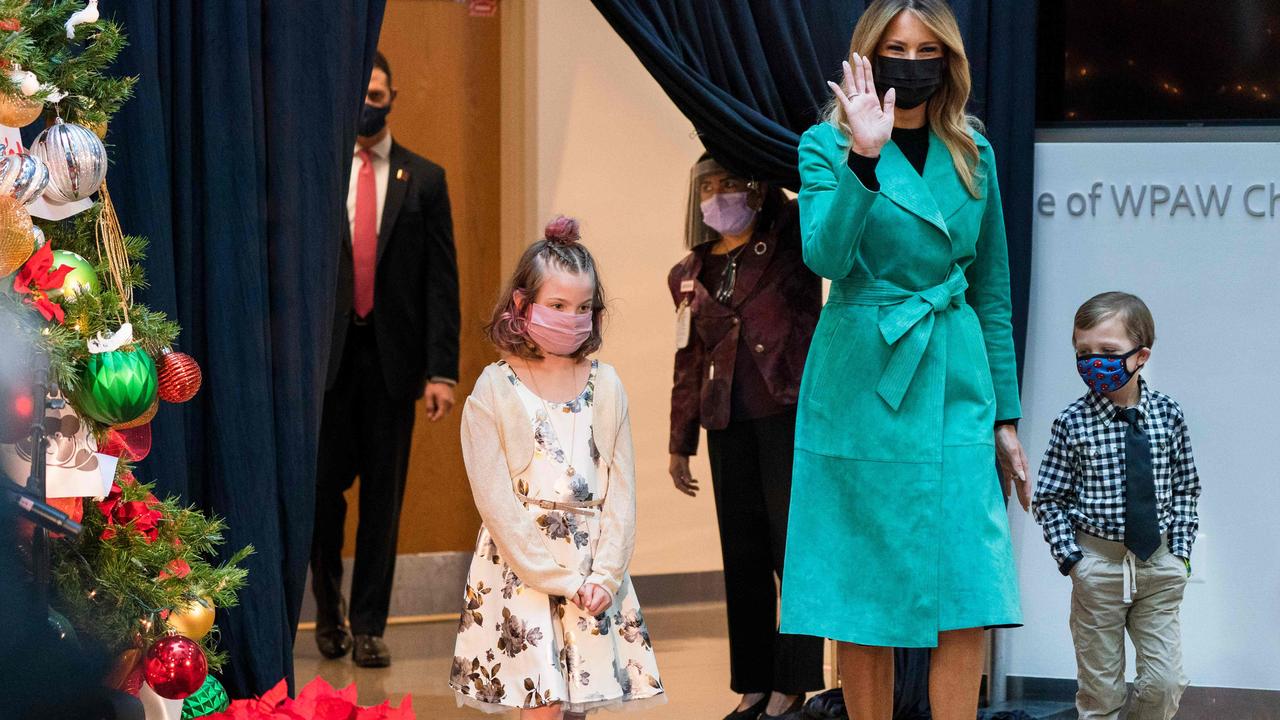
[1069,533,1188,720]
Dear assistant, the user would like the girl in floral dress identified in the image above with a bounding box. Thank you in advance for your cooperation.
[450,216,664,718]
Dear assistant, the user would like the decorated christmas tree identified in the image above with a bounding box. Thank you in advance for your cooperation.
[0,1,250,713]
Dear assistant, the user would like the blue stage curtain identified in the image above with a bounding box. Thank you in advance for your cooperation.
[102,0,386,697]
[590,0,1036,375]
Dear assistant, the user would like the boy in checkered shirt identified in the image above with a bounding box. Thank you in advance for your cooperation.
[1032,291,1201,720]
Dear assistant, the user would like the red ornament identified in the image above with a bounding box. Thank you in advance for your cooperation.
[0,19,21,32]
[143,635,208,699]
[156,349,202,403]
[158,558,191,580]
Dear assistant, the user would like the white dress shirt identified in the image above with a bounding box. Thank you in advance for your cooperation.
[347,132,393,238]
[343,133,456,387]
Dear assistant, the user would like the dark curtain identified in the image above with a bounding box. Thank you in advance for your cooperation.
[590,0,1036,375]
[959,1,1037,381]
[102,0,386,697]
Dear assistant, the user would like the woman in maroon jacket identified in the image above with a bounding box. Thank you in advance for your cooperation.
[668,154,824,720]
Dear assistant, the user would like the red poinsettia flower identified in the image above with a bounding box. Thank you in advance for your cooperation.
[98,482,125,519]
[115,500,162,542]
[211,677,415,720]
[12,244,74,324]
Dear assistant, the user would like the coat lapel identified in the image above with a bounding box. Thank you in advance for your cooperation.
[921,130,972,225]
[684,230,777,314]
[726,228,777,306]
[877,136,949,241]
[378,142,410,266]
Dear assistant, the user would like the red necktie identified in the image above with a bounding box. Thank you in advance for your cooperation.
[352,148,377,318]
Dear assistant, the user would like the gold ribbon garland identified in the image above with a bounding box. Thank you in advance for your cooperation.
[94,181,131,320]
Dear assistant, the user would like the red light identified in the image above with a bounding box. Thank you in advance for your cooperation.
[13,395,33,418]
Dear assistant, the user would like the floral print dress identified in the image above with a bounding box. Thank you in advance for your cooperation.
[450,360,664,714]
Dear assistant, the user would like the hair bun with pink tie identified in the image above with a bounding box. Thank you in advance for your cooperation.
[544,215,581,245]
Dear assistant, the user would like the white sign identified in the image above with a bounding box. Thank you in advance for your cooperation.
[1036,181,1279,220]
[1007,141,1280,692]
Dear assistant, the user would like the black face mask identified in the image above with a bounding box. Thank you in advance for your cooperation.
[358,102,391,137]
[874,56,945,110]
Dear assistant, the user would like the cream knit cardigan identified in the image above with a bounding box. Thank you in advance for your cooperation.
[460,361,637,599]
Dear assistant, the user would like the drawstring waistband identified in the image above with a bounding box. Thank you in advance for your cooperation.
[1122,551,1137,604]
[1078,532,1156,605]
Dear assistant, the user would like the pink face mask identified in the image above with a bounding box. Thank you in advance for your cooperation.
[700,191,757,236]
[526,302,593,356]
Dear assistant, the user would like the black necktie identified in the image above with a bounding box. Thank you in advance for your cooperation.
[1120,407,1159,560]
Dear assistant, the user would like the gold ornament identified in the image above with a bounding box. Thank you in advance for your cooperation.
[104,647,144,692]
[89,119,108,139]
[0,195,34,276]
[168,595,215,641]
[0,92,43,128]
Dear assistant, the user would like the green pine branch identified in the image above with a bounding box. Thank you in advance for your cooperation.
[50,471,254,671]
[2,0,135,125]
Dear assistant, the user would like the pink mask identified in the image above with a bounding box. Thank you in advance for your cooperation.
[700,191,757,236]
[526,302,593,356]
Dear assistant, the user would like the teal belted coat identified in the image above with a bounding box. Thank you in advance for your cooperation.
[779,121,1023,647]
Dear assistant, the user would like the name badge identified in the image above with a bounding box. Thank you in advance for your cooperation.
[675,299,692,349]
[680,279,695,293]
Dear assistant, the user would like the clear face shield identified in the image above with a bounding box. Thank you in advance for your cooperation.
[684,157,760,250]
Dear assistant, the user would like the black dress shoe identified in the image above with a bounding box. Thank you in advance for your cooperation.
[352,634,391,668]
[760,695,806,720]
[724,696,769,720]
[315,626,352,659]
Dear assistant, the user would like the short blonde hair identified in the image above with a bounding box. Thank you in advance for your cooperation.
[1073,292,1156,348]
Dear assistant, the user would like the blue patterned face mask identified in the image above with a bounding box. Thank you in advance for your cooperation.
[1076,348,1144,394]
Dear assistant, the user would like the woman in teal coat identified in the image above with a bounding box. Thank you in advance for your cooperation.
[779,2,1033,719]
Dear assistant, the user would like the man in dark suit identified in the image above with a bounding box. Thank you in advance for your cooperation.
[311,51,460,668]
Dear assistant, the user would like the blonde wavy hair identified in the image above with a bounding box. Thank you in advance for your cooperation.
[824,0,984,197]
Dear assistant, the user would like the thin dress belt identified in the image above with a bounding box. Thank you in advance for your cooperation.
[516,492,605,516]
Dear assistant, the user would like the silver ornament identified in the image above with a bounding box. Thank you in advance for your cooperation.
[0,152,51,205]
[31,119,106,202]
[31,225,45,249]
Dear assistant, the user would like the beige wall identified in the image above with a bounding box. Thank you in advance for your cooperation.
[344,0,499,554]
[507,1,723,575]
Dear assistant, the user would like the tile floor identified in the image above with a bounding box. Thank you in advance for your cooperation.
[295,602,769,719]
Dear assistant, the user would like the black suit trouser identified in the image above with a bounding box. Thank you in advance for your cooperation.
[706,407,825,694]
[310,321,416,636]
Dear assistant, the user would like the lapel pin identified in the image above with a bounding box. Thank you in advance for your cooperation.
[396,168,409,181]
